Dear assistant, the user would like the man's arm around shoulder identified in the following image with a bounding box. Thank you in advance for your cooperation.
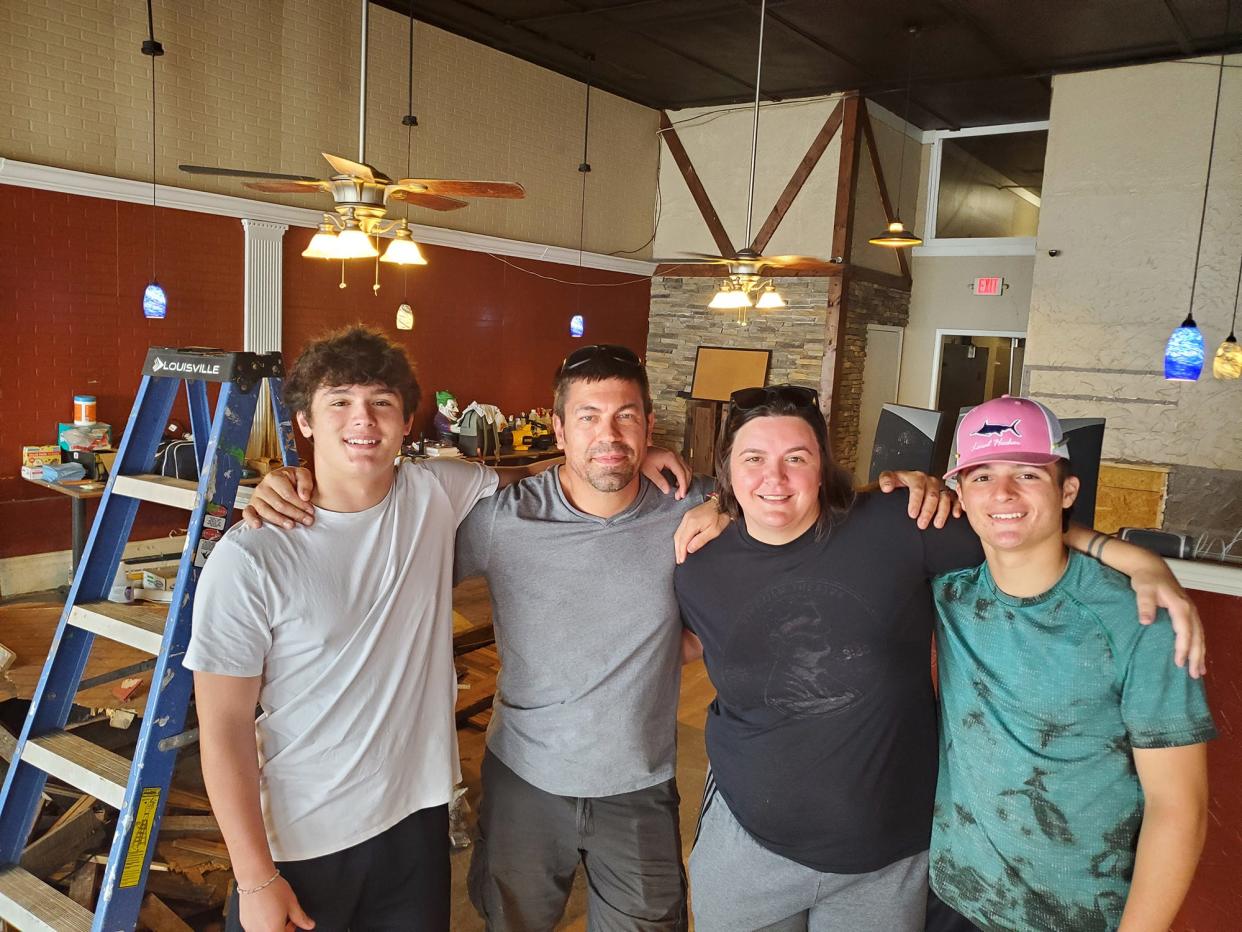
[195,672,315,932]
[1117,742,1209,932]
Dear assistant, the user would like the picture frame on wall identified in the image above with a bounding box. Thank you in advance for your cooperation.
[689,346,773,402]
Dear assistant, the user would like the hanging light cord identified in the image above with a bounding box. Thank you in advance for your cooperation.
[1185,56,1225,322]
[142,0,164,282]
[893,26,918,223]
[402,3,419,298]
[577,56,594,313]
[742,0,767,247]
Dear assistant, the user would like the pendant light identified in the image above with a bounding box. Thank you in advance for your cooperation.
[1215,254,1242,380]
[869,26,923,248]
[1164,55,1224,382]
[141,0,166,318]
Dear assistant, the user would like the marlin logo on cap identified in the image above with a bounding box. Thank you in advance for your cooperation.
[972,419,1021,438]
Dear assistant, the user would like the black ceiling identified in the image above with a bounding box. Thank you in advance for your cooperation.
[376,0,1242,129]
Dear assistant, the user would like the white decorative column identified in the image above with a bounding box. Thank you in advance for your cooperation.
[242,219,287,351]
[241,219,288,460]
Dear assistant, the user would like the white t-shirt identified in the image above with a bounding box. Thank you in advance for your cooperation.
[184,458,497,862]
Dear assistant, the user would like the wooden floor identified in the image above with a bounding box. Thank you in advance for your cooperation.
[0,580,717,930]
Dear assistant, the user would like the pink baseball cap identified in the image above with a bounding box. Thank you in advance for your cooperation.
[944,395,1070,481]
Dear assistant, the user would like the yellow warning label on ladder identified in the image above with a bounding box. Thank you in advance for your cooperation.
[120,787,162,887]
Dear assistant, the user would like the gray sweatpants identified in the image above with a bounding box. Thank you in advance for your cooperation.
[468,751,687,932]
[689,789,928,932]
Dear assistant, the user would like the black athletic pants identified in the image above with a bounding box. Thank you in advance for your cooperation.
[225,804,450,932]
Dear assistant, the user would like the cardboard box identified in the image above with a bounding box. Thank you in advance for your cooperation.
[21,444,61,468]
[139,566,179,591]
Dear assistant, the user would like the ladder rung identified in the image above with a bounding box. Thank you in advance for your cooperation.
[0,864,94,932]
[21,732,130,810]
[112,474,254,511]
[69,600,168,654]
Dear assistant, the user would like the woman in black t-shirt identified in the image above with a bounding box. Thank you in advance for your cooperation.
[674,385,984,932]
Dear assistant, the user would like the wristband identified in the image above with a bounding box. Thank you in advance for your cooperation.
[237,869,281,895]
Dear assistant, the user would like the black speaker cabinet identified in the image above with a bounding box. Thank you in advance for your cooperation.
[868,405,949,484]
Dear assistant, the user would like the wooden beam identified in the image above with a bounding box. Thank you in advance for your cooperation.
[822,95,862,431]
[859,100,911,282]
[750,100,844,254]
[851,265,912,293]
[658,111,736,259]
[830,96,862,264]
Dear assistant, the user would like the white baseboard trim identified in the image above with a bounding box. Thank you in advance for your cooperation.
[0,537,188,598]
[0,158,656,276]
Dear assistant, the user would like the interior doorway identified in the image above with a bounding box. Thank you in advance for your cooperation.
[930,330,1026,419]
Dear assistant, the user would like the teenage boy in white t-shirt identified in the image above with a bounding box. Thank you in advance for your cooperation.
[186,327,506,932]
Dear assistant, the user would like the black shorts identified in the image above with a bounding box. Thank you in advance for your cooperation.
[226,804,450,932]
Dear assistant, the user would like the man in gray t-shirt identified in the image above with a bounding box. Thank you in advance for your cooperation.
[460,345,704,931]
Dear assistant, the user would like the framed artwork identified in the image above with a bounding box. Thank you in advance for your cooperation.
[689,346,772,402]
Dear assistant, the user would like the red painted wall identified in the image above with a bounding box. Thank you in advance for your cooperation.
[1,187,652,562]
[0,187,244,562]
[281,226,653,440]
[1175,589,1242,931]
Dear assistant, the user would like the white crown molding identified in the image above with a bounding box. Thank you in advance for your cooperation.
[0,158,656,277]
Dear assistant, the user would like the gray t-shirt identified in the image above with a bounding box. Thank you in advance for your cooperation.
[455,468,712,797]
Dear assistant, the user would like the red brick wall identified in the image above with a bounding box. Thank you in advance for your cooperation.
[0,187,243,561]
[1,188,652,561]
[1175,588,1242,931]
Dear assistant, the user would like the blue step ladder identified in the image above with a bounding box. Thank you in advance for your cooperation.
[0,347,297,930]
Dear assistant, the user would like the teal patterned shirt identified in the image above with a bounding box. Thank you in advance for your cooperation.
[930,551,1216,932]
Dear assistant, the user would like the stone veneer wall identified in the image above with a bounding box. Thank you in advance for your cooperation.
[646,276,910,474]
[832,279,912,472]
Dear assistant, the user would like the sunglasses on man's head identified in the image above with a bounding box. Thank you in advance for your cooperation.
[559,344,642,375]
[729,384,820,413]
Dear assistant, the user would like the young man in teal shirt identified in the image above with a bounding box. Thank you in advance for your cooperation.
[931,396,1216,932]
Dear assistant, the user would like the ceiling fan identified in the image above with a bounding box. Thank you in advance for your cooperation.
[178,0,525,266]
[653,0,839,318]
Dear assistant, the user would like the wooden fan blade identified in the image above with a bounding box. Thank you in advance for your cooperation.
[759,255,841,270]
[322,152,388,183]
[178,164,319,181]
[394,179,525,199]
[243,180,331,193]
[681,251,737,262]
[650,257,728,265]
[386,189,469,211]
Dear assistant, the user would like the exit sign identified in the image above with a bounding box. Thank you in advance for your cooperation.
[973,276,1005,296]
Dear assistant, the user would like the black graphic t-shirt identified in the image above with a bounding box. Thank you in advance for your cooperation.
[675,491,982,874]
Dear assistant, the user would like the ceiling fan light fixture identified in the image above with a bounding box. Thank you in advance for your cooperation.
[335,222,380,260]
[755,282,785,309]
[869,221,923,248]
[709,280,754,309]
[380,223,428,265]
[302,217,342,259]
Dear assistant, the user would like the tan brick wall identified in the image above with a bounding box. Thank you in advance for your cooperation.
[2,0,659,255]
